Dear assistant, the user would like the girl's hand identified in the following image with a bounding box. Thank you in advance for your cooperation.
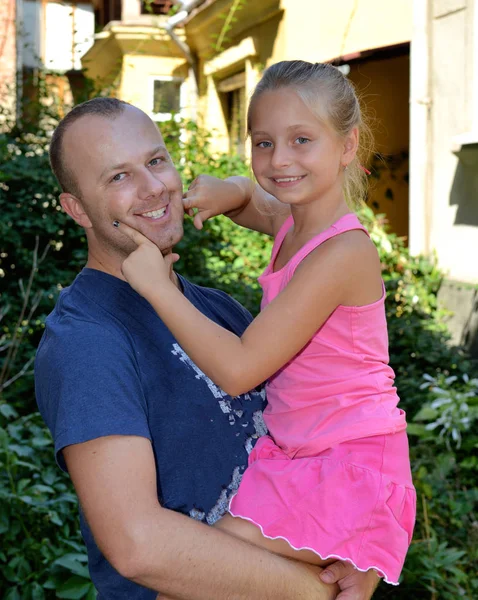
[113,221,179,299]
[183,175,249,230]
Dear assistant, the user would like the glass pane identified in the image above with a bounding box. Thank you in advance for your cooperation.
[153,80,181,114]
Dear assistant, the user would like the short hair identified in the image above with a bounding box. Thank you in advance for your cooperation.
[49,97,130,196]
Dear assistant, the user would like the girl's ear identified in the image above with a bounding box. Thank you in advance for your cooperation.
[60,193,93,229]
[343,127,359,165]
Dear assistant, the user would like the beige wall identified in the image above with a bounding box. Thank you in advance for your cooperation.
[190,0,412,160]
[349,52,410,239]
[280,0,412,62]
[410,0,478,283]
[120,54,188,114]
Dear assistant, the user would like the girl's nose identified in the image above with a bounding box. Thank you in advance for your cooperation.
[270,145,292,169]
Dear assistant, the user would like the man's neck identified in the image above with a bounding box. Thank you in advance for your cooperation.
[86,254,182,290]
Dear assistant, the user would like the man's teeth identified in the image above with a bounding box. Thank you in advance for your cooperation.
[142,208,166,218]
[274,176,303,182]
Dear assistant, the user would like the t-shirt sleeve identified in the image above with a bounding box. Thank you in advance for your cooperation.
[35,318,151,471]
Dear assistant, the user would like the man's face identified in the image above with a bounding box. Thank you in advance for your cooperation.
[61,105,184,259]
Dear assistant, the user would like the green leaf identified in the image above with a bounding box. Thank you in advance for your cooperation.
[0,403,18,419]
[31,582,46,600]
[3,587,21,600]
[56,576,93,599]
[413,406,438,421]
[53,553,90,578]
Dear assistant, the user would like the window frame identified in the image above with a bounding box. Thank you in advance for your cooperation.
[149,75,184,122]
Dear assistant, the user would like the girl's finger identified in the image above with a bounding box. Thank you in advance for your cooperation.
[193,212,204,230]
[182,193,194,210]
[163,252,180,270]
[112,221,152,246]
[188,177,198,192]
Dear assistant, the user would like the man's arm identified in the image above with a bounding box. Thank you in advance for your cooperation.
[64,434,337,600]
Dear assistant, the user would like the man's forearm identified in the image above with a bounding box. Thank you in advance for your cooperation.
[124,508,336,600]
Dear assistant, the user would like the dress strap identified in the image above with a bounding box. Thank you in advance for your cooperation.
[286,213,369,280]
[269,215,294,267]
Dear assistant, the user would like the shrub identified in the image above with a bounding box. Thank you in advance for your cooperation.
[0,110,477,599]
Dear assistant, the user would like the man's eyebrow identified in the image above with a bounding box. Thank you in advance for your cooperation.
[99,145,168,182]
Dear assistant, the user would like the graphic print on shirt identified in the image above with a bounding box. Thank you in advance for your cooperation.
[171,342,267,524]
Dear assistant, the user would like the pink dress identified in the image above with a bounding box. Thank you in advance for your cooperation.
[229,213,416,585]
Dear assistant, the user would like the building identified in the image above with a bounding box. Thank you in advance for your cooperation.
[82,0,478,352]
[0,0,18,122]
[82,0,412,239]
[410,0,478,352]
[3,0,477,351]
[0,0,95,120]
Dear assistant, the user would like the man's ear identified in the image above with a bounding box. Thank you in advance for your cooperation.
[343,127,359,165]
[60,193,93,229]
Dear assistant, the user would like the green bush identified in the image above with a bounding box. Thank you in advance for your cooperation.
[1,110,477,599]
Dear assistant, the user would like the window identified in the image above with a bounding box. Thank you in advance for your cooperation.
[218,72,246,156]
[150,77,183,121]
[141,0,175,15]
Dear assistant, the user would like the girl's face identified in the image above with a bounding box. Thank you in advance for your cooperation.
[250,88,357,208]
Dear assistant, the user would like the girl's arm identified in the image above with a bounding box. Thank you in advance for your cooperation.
[118,224,381,397]
[183,175,290,237]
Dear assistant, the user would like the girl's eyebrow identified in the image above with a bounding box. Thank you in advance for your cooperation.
[252,124,314,137]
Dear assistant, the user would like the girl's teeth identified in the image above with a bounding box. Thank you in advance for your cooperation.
[275,177,302,182]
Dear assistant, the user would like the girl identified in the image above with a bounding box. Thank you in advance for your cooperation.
[116,60,416,587]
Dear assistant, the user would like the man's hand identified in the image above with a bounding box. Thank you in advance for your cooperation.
[320,562,380,600]
[113,221,179,298]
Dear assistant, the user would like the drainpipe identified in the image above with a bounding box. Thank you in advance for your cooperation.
[163,0,203,70]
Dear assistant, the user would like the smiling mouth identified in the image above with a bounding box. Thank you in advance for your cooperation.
[137,206,168,220]
[271,176,306,183]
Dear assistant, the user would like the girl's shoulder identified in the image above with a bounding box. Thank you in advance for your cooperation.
[294,229,383,308]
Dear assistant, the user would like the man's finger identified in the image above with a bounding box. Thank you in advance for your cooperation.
[112,221,152,246]
[319,561,355,584]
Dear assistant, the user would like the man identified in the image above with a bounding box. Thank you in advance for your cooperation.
[35,97,379,599]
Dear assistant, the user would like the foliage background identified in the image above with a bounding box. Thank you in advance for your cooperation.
[0,87,477,599]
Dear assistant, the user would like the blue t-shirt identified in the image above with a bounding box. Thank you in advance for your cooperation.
[35,268,267,599]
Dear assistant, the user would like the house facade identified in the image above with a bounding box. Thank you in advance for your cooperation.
[82,0,412,239]
[0,0,95,119]
[2,0,477,350]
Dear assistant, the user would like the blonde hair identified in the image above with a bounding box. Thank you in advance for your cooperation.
[247,60,373,208]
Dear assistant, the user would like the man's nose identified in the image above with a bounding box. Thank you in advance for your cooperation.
[137,167,167,200]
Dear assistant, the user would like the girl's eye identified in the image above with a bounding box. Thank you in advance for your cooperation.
[296,137,310,145]
[111,172,126,183]
[257,141,273,148]
[149,157,165,167]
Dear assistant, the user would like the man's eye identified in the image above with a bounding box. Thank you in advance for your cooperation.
[111,172,126,183]
[150,157,165,167]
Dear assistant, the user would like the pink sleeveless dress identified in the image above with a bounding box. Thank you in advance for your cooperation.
[229,213,416,585]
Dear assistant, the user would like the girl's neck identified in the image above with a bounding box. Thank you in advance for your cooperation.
[290,194,351,238]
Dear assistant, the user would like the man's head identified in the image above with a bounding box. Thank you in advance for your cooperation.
[50,98,184,272]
